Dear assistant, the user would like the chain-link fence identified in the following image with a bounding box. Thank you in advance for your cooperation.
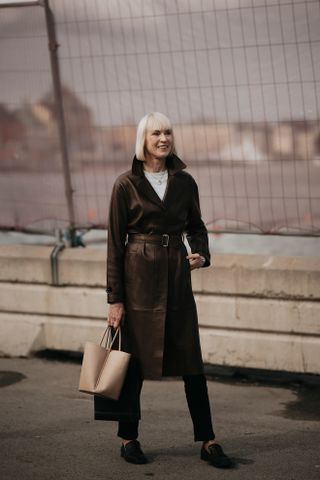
[1,0,319,236]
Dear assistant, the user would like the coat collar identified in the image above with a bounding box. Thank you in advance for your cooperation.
[130,154,187,210]
[131,154,187,177]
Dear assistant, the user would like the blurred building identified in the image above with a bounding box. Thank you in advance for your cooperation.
[0,85,96,172]
[1,84,320,171]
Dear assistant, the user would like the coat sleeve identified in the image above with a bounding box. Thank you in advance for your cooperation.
[185,177,211,268]
[106,181,128,303]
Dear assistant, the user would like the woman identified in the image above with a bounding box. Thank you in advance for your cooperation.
[106,112,232,468]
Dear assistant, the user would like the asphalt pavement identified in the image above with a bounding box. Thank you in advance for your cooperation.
[1,357,320,480]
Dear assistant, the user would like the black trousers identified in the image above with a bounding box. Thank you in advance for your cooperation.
[117,374,215,442]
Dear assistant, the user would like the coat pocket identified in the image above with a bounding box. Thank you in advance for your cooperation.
[124,243,156,309]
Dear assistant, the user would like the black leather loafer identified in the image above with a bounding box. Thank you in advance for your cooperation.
[120,440,148,464]
[200,443,233,468]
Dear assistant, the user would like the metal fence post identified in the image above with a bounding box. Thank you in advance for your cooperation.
[43,0,77,246]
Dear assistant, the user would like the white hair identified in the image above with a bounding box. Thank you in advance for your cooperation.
[135,112,176,161]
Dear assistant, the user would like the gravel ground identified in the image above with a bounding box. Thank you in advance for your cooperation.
[1,357,320,480]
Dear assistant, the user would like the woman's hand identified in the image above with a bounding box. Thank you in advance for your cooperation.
[107,302,125,328]
[187,253,205,270]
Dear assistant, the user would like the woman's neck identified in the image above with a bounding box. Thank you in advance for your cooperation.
[143,156,166,173]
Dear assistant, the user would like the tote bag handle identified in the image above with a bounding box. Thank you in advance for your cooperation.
[100,325,122,351]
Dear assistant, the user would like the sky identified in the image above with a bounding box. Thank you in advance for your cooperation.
[0,0,319,125]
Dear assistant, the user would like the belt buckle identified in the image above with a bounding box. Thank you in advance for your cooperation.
[161,234,169,247]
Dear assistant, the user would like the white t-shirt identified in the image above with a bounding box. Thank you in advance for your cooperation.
[144,169,168,201]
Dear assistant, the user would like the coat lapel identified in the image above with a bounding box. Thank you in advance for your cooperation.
[162,173,180,208]
[133,175,165,210]
[131,154,187,210]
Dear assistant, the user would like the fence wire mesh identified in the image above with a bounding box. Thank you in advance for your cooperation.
[0,0,320,235]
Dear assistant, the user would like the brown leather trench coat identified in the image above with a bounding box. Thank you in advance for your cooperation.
[106,154,211,380]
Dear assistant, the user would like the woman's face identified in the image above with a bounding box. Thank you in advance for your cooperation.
[144,127,173,160]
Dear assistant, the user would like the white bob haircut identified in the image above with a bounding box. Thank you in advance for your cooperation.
[135,112,176,161]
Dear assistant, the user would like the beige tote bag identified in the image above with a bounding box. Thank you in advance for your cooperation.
[79,326,131,401]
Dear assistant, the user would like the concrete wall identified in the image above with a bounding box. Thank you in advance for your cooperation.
[0,245,319,374]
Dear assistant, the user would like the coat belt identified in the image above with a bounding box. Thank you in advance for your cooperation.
[127,233,183,248]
